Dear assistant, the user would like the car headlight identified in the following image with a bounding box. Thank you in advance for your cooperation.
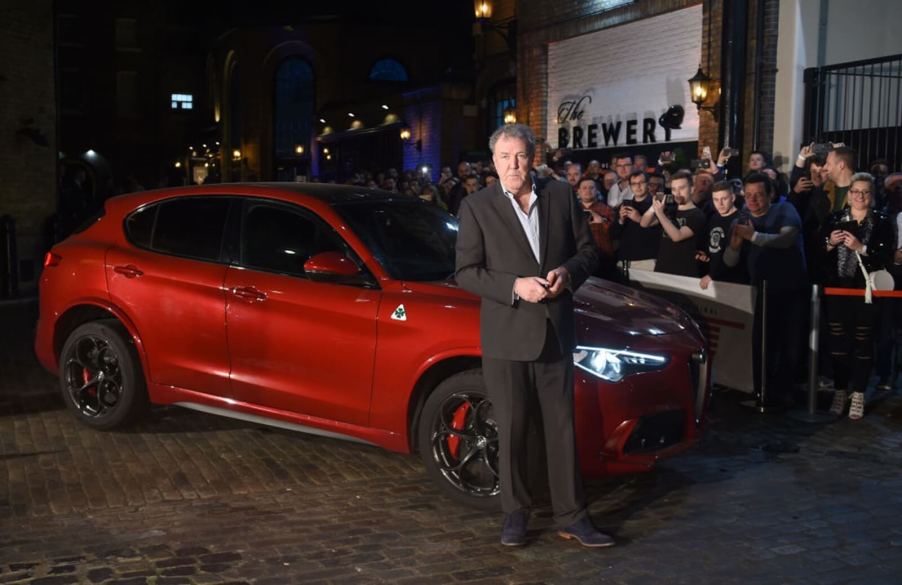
[572,346,669,382]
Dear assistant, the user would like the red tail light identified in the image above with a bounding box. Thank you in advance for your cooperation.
[43,252,62,268]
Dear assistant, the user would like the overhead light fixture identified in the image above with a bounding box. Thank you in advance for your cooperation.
[319,118,326,124]
[294,144,305,155]
[381,104,389,110]
[348,112,355,118]
[232,149,242,160]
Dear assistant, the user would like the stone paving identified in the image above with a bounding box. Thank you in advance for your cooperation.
[2,299,902,584]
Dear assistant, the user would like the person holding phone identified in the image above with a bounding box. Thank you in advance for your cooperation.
[819,173,895,420]
[640,170,706,277]
[614,170,661,272]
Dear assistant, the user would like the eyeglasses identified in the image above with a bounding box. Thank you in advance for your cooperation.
[849,189,872,196]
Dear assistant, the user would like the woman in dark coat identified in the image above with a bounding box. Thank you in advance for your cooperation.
[819,172,895,420]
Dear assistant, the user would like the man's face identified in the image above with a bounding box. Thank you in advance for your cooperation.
[492,135,531,195]
[457,161,471,178]
[463,177,480,194]
[566,165,582,187]
[629,175,648,199]
[671,177,691,204]
[485,175,497,187]
[648,176,663,195]
[603,171,617,191]
[810,162,826,185]
[748,153,765,171]
[615,157,633,180]
[586,161,600,177]
[744,181,770,216]
[577,180,597,204]
[634,155,648,171]
[824,151,841,181]
[712,189,735,216]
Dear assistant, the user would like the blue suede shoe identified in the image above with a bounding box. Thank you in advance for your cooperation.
[500,510,529,547]
[558,516,615,548]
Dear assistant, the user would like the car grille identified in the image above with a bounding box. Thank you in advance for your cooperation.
[623,410,686,454]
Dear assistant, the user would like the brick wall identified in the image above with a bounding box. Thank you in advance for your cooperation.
[517,0,779,163]
[0,1,57,294]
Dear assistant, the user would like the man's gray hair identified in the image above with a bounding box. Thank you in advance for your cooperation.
[489,123,536,158]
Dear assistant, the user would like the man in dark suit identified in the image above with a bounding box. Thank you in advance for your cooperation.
[455,124,612,548]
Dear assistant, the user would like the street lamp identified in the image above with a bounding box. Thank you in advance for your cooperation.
[688,66,720,121]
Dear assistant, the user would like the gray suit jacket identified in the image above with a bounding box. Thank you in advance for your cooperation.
[455,178,599,361]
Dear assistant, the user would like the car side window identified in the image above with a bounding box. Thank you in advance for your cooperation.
[241,203,345,278]
[125,205,156,248]
[150,198,231,261]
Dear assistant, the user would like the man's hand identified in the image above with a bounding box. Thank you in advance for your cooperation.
[793,177,814,193]
[651,196,666,217]
[586,210,604,224]
[514,276,550,303]
[733,222,755,241]
[700,275,713,290]
[729,224,745,250]
[544,267,570,298]
[619,205,641,224]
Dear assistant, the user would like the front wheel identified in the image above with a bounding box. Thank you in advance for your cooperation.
[418,370,501,510]
[59,319,148,430]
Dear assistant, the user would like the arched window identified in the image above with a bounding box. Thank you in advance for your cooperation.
[273,58,315,159]
[368,58,408,82]
[489,80,516,133]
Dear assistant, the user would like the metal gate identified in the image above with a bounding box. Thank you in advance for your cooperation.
[803,54,902,172]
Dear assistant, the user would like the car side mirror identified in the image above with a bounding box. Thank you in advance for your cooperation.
[303,251,361,277]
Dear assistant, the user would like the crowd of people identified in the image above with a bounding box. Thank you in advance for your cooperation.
[337,144,901,419]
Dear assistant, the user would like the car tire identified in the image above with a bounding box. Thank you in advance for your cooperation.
[418,369,502,510]
[59,319,148,430]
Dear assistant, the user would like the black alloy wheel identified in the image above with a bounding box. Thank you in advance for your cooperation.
[59,320,147,429]
[419,370,501,509]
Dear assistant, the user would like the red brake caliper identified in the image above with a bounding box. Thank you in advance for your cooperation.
[82,368,97,396]
[447,402,471,459]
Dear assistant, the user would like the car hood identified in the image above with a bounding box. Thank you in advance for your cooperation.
[408,276,698,342]
[573,277,696,339]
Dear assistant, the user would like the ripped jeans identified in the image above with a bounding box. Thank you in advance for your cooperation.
[825,295,878,392]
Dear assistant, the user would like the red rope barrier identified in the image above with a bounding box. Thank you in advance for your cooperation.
[823,287,902,298]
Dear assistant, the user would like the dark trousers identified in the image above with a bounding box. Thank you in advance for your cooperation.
[826,295,878,392]
[482,324,586,528]
[753,286,807,404]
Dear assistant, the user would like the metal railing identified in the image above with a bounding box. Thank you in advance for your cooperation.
[803,53,902,170]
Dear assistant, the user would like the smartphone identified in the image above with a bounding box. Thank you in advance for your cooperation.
[583,210,593,221]
[835,220,858,235]
[702,146,712,160]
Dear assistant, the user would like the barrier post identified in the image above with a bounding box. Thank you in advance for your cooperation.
[788,284,834,422]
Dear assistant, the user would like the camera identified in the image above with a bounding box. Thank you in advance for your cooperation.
[810,142,831,165]
[690,159,710,172]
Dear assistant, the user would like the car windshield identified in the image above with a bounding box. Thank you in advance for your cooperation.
[333,199,458,281]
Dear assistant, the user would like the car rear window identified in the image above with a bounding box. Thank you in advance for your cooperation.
[125,197,231,262]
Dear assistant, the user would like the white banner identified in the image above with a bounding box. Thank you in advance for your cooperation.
[546,4,702,151]
[629,268,756,394]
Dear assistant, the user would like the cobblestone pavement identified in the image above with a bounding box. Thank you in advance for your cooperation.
[2,299,902,584]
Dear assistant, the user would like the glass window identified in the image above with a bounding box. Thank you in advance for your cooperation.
[333,200,457,282]
[124,205,156,248]
[151,198,230,261]
[274,58,314,160]
[170,93,193,110]
[241,203,346,278]
[368,59,408,82]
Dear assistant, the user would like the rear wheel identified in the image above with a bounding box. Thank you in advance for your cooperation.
[59,320,148,429]
[418,370,501,510]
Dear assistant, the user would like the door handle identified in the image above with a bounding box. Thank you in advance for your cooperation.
[231,286,267,302]
[113,264,144,278]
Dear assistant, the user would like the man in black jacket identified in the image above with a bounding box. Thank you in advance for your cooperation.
[455,124,609,548]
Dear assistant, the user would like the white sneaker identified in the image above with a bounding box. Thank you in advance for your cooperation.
[848,392,865,420]
[829,390,847,415]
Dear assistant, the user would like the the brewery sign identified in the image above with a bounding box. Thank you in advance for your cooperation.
[555,94,681,150]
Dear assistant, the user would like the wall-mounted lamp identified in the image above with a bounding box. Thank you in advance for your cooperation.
[503,107,517,125]
[174,161,182,168]
[399,126,412,142]
[232,149,242,160]
[294,144,305,155]
[473,1,515,51]
[688,66,720,121]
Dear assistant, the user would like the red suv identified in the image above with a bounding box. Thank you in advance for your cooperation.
[36,183,708,508]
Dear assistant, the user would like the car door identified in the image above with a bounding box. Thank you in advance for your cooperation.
[107,196,234,396]
[224,199,380,426]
